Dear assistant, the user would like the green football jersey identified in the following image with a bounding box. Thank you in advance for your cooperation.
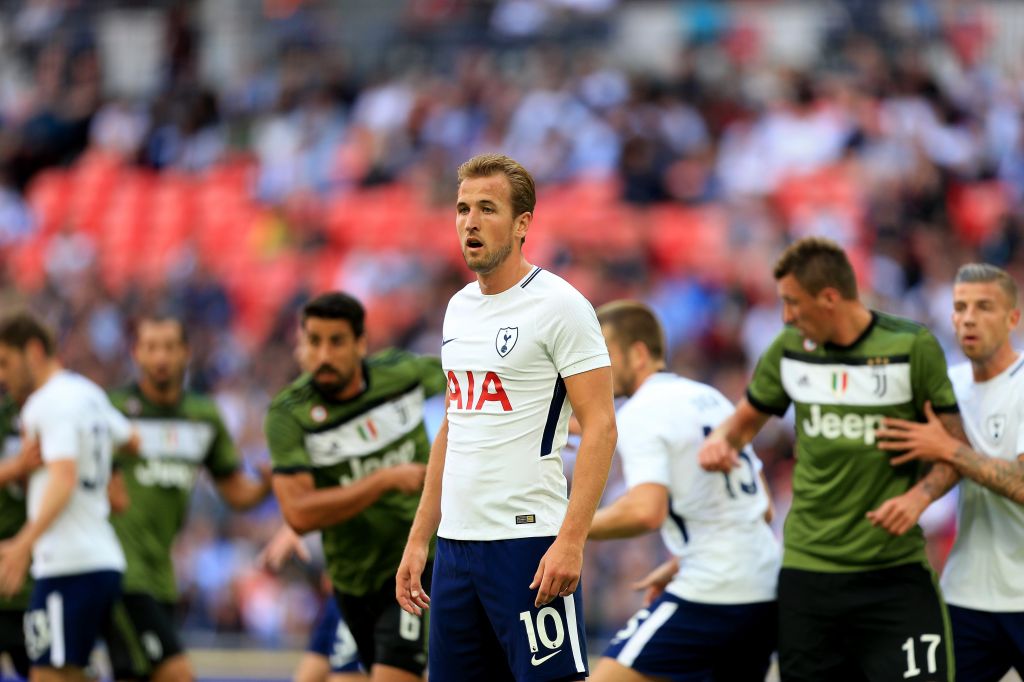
[0,397,30,610]
[108,385,240,602]
[265,349,446,597]
[748,311,958,572]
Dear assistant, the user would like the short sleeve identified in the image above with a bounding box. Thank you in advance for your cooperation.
[1016,399,1024,457]
[544,289,610,378]
[33,404,79,463]
[746,333,791,417]
[415,355,447,397]
[265,404,312,473]
[204,412,240,480]
[105,403,133,446]
[616,408,676,489]
[910,328,958,415]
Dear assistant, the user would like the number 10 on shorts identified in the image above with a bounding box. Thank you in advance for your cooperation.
[519,608,564,653]
[902,634,941,678]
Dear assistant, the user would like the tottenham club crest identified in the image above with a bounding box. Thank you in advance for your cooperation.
[496,327,519,358]
[987,414,1007,442]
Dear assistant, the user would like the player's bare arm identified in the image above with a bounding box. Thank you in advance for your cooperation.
[699,398,770,473]
[0,458,76,596]
[273,462,426,535]
[869,405,966,535]
[531,365,616,608]
[108,468,130,514]
[216,462,273,510]
[0,435,40,485]
[397,409,448,616]
[879,401,1024,504]
[588,483,668,540]
[631,556,680,607]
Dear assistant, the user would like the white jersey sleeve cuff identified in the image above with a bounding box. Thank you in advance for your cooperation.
[559,353,611,378]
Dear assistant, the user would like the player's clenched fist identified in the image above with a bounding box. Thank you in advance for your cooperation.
[396,543,431,616]
[698,435,740,472]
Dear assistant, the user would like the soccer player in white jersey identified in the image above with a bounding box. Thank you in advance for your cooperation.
[0,312,129,681]
[587,301,779,681]
[395,153,617,682]
[878,263,1024,681]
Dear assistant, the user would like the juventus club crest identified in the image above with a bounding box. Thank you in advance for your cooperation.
[987,414,1007,441]
[496,327,519,357]
[871,366,888,397]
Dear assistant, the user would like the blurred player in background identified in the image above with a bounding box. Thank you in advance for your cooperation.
[699,237,965,682]
[397,153,617,682]
[257,524,366,682]
[0,393,40,679]
[0,312,130,682]
[267,292,445,682]
[104,314,272,682]
[587,301,779,682]
[877,263,1024,681]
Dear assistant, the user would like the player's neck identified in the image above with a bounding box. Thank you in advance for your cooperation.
[828,303,873,347]
[332,369,367,402]
[139,379,183,406]
[971,344,1020,382]
[31,358,62,392]
[477,255,533,296]
[631,364,665,395]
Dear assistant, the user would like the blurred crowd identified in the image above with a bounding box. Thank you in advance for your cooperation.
[0,0,1022,647]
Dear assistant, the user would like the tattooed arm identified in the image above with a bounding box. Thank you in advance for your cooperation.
[948,447,1024,504]
[868,405,966,536]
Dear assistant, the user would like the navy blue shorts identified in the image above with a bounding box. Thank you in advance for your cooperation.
[603,592,776,682]
[308,596,362,674]
[949,604,1024,682]
[429,537,588,682]
[25,570,121,669]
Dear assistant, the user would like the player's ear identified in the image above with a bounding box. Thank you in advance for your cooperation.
[514,211,532,243]
[1009,306,1021,329]
[818,286,841,309]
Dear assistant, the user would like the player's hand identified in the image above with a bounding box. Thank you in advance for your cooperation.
[698,435,739,473]
[396,542,430,616]
[122,429,142,456]
[630,557,679,607]
[384,463,427,495]
[0,535,31,597]
[876,402,959,466]
[866,488,930,536]
[257,525,311,572]
[530,537,582,607]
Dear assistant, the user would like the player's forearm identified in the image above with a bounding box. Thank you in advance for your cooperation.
[588,499,659,540]
[950,445,1024,504]
[0,456,26,486]
[18,465,75,546]
[711,399,768,450]
[559,419,616,547]
[912,461,960,503]
[407,423,447,547]
[218,473,271,510]
[281,474,391,534]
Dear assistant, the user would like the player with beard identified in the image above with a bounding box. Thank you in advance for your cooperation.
[266,292,446,682]
[104,316,272,682]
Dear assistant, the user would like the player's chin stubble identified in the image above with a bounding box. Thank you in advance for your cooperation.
[465,240,513,275]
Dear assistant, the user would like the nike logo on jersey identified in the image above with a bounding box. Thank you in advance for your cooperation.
[441,338,458,346]
[531,650,561,666]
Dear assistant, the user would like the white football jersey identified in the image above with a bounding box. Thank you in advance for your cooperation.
[21,371,128,578]
[438,266,610,540]
[942,358,1024,612]
[617,373,780,604]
